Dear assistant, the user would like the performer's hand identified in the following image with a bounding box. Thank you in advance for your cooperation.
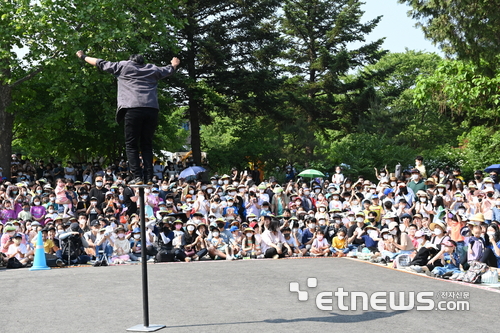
[76,50,84,58]
[171,57,180,68]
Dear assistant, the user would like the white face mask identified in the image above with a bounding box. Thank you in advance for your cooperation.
[390,181,397,187]
[133,234,140,239]
[368,230,377,238]
[207,189,213,194]
[212,232,219,237]
[315,189,321,194]
[308,223,316,229]
[356,217,364,223]
[411,174,418,180]
[383,234,389,240]
[337,235,344,240]
[189,190,194,195]
[434,228,442,235]
[345,184,351,188]
[223,180,229,185]
[187,225,195,231]
[117,233,125,238]
[487,231,495,237]
[96,182,103,187]
[333,196,339,200]
[246,233,253,238]
[304,191,310,196]
[34,201,40,205]
[319,219,326,225]
[198,195,205,201]
[420,197,427,202]
[390,229,397,235]
[317,235,324,241]
[162,186,168,191]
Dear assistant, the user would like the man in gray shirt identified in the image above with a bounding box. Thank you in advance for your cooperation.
[75,50,180,185]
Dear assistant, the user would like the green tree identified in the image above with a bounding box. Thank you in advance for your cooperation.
[278,0,387,162]
[151,0,284,166]
[400,0,500,68]
[1,0,182,178]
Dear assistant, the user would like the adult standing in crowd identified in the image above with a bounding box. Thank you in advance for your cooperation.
[76,50,180,185]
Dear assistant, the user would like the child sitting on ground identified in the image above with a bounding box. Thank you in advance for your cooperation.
[310,230,330,257]
[330,229,349,257]
[424,240,461,278]
[210,227,230,260]
[241,228,262,258]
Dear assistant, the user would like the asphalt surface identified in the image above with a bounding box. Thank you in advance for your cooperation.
[1,258,498,333]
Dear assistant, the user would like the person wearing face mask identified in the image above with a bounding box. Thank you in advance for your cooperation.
[481,224,500,268]
[473,170,484,190]
[30,196,47,224]
[481,188,495,224]
[371,228,396,265]
[407,169,426,199]
[395,182,415,209]
[192,190,209,216]
[415,191,435,219]
[300,188,314,212]
[0,200,16,225]
[110,226,131,264]
[331,166,344,187]
[89,176,107,207]
[1,225,19,255]
[330,229,349,257]
[299,219,318,256]
[374,166,389,183]
[385,221,414,262]
[408,219,450,273]
[17,202,32,222]
[358,225,380,254]
[6,233,32,268]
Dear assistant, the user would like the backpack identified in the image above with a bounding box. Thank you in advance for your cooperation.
[461,260,488,283]
[61,235,83,260]
[7,257,24,269]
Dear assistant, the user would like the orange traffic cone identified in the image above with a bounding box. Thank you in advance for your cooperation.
[29,231,51,271]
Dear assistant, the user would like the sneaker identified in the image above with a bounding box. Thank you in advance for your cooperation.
[56,259,65,267]
[412,265,423,273]
[128,177,144,185]
[324,253,329,257]
[101,259,109,266]
[297,252,303,257]
[145,178,153,185]
[93,260,102,267]
[185,257,192,262]
[272,254,279,260]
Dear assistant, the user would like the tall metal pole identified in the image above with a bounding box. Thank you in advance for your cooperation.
[127,185,165,332]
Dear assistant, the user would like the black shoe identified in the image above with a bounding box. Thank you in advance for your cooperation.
[128,177,144,185]
[145,178,153,185]
[101,258,109,266]
[56,259,65,267]
[93,260,102,267]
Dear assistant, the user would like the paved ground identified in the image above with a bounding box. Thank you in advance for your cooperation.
[1,258,498,333]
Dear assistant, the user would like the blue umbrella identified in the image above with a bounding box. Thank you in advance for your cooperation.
[484,164,500,173]
[178,166,206,179]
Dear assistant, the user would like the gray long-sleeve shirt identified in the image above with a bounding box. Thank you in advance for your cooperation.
[96,59,175,122]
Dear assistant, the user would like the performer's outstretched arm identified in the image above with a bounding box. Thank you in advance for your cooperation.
[76,50,98,66]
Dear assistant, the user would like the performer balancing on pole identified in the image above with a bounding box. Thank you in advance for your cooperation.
[76,50,180,185]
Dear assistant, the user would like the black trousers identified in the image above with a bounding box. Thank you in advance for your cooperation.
[264,247,288,258]
[481,248,499,268]
[123,107,158,179]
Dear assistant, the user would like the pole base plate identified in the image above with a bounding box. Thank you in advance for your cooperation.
[126,324,166,332]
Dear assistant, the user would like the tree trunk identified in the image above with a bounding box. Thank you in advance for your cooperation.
[0,64,13,180]
[186,8,202,166]
[189,102,202,166]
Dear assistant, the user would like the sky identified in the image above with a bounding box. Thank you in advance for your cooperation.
[360,0,442,55]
